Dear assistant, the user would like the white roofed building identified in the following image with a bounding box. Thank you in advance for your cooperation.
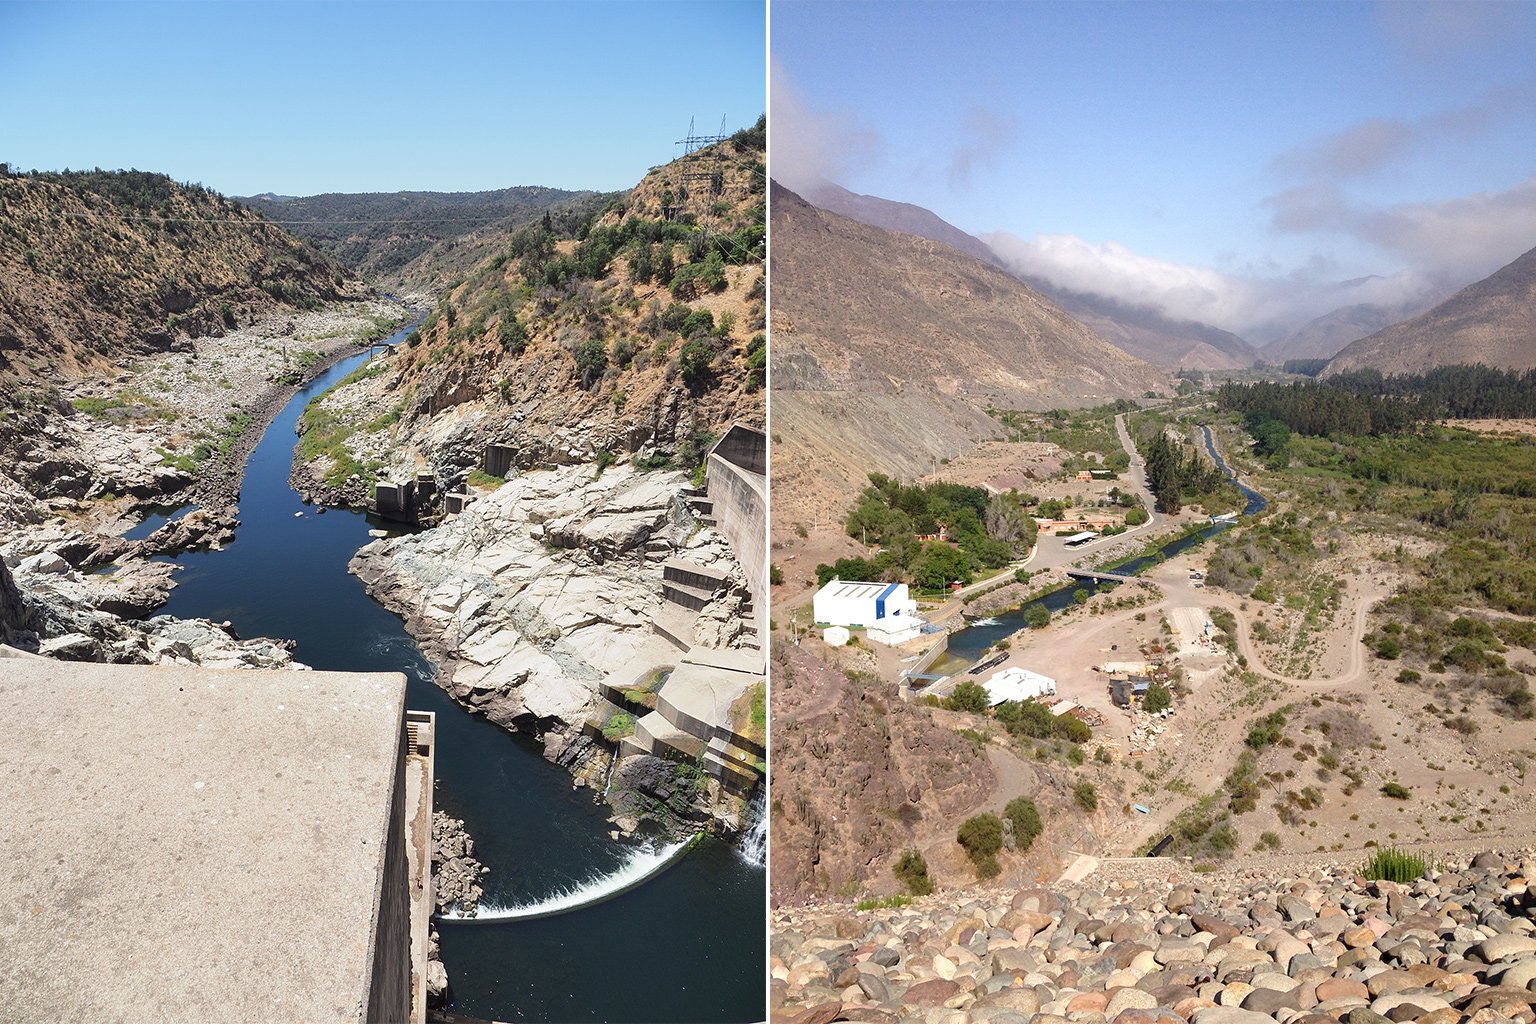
[982,666,1057,705]
[813,578,924,645]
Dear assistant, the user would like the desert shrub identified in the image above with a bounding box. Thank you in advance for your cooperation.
[1004,797,1043,851]
[574,337,606,387]
[1245,708,1288,749]
[1144,682,1172,714]
[957,813,1004,863]
[1380,782,1411,800]
[893,848,934,896]
[678,337,715,388]
[1073,782,1098,812]
[944,681,991,714]
[1361,847,1428,883]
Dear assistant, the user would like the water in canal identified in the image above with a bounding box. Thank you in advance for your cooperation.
[154,324,765,1021]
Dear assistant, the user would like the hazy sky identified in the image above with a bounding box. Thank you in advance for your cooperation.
[2,1,764,196]
[772,0,1536,340]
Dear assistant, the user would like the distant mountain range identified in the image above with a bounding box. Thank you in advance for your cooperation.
[1260,298,1431,364]
[1323,243,1536,375]
[239,186,608,293]
[800,180,1260,370]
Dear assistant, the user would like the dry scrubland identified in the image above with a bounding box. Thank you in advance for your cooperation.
[770,395,1536,916]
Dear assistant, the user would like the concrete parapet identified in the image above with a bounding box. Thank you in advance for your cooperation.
[703,425,767,641]
[0,659,414,1023]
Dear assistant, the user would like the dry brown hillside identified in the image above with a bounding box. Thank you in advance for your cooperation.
[769,182,1167,525]
[294,120,766,494]
[1324,243,1536,375]
[0,169,347,380]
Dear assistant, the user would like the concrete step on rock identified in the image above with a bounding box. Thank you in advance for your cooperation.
[702,750,759,797]
[661,558,731,590]
[651,605,698,651]
[661,579,718,613]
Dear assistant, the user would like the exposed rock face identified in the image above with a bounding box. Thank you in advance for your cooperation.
[770,850,1536,1024]
[349,463,741,760]
[606,755,715,839]
[770,641,996,904]
[431,811,487,916]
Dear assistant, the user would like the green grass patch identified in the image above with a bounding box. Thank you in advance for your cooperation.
[854,894,913,911]
[466,469,506,489]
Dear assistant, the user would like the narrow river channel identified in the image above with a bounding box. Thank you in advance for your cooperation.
[152,323,765,1021]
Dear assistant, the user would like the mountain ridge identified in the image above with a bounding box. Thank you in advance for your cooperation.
[1323,243,1536,375]
[797,179,1259,370]
[769,181,1166,524]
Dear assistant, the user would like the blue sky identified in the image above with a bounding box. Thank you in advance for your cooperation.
[772,1,1536,339]
[2,1,764,196]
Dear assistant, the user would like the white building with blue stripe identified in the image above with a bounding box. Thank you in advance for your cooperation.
[812,578,924,645]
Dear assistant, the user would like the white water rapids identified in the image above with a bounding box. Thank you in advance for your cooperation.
[438,839,692,923]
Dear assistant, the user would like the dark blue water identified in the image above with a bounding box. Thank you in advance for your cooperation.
[155,324,764,1022]
[942,425,1267,666]
[123,502,197,540]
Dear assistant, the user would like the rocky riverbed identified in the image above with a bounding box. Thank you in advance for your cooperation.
[349,462,745,758]
[0,556,297,668]
[3,298,410,525]
[432,811,488,916]
[770,850,1536,1024]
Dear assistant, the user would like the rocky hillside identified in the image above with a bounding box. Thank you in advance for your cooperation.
[798,181,1257,371]
[770,642,997,904]
[771,848,1536,1024]
[0,169,347,380]
[293,119,766,500]
[1324,245,1536,376]
[770,182,1165,524]
[240,186,605,294]
[802,180,1010,269]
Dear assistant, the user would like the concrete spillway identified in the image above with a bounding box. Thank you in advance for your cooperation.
[438,839,692,923]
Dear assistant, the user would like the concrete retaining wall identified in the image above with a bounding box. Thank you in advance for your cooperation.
[705,433,767,633]
[365,727,412,1023]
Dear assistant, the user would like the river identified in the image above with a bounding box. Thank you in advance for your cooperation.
[152,323,765,1021]
[940,422,1267,667]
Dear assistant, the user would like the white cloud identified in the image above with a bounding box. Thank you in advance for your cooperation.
[982,230,1442,340]
[983,175,1536,340]
[769,61,882,195]
[1266,177,1536,285]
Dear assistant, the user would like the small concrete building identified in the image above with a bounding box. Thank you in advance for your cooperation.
[983,666,1057,705]
[813,578,923,645]
[0,655,426,1023]
[822,625,850,647]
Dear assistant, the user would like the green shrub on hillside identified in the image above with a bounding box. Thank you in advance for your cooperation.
[957,813,1003,873]
[944,681,990,714]
[893,849,934,896]
[1004,797,1042,852]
